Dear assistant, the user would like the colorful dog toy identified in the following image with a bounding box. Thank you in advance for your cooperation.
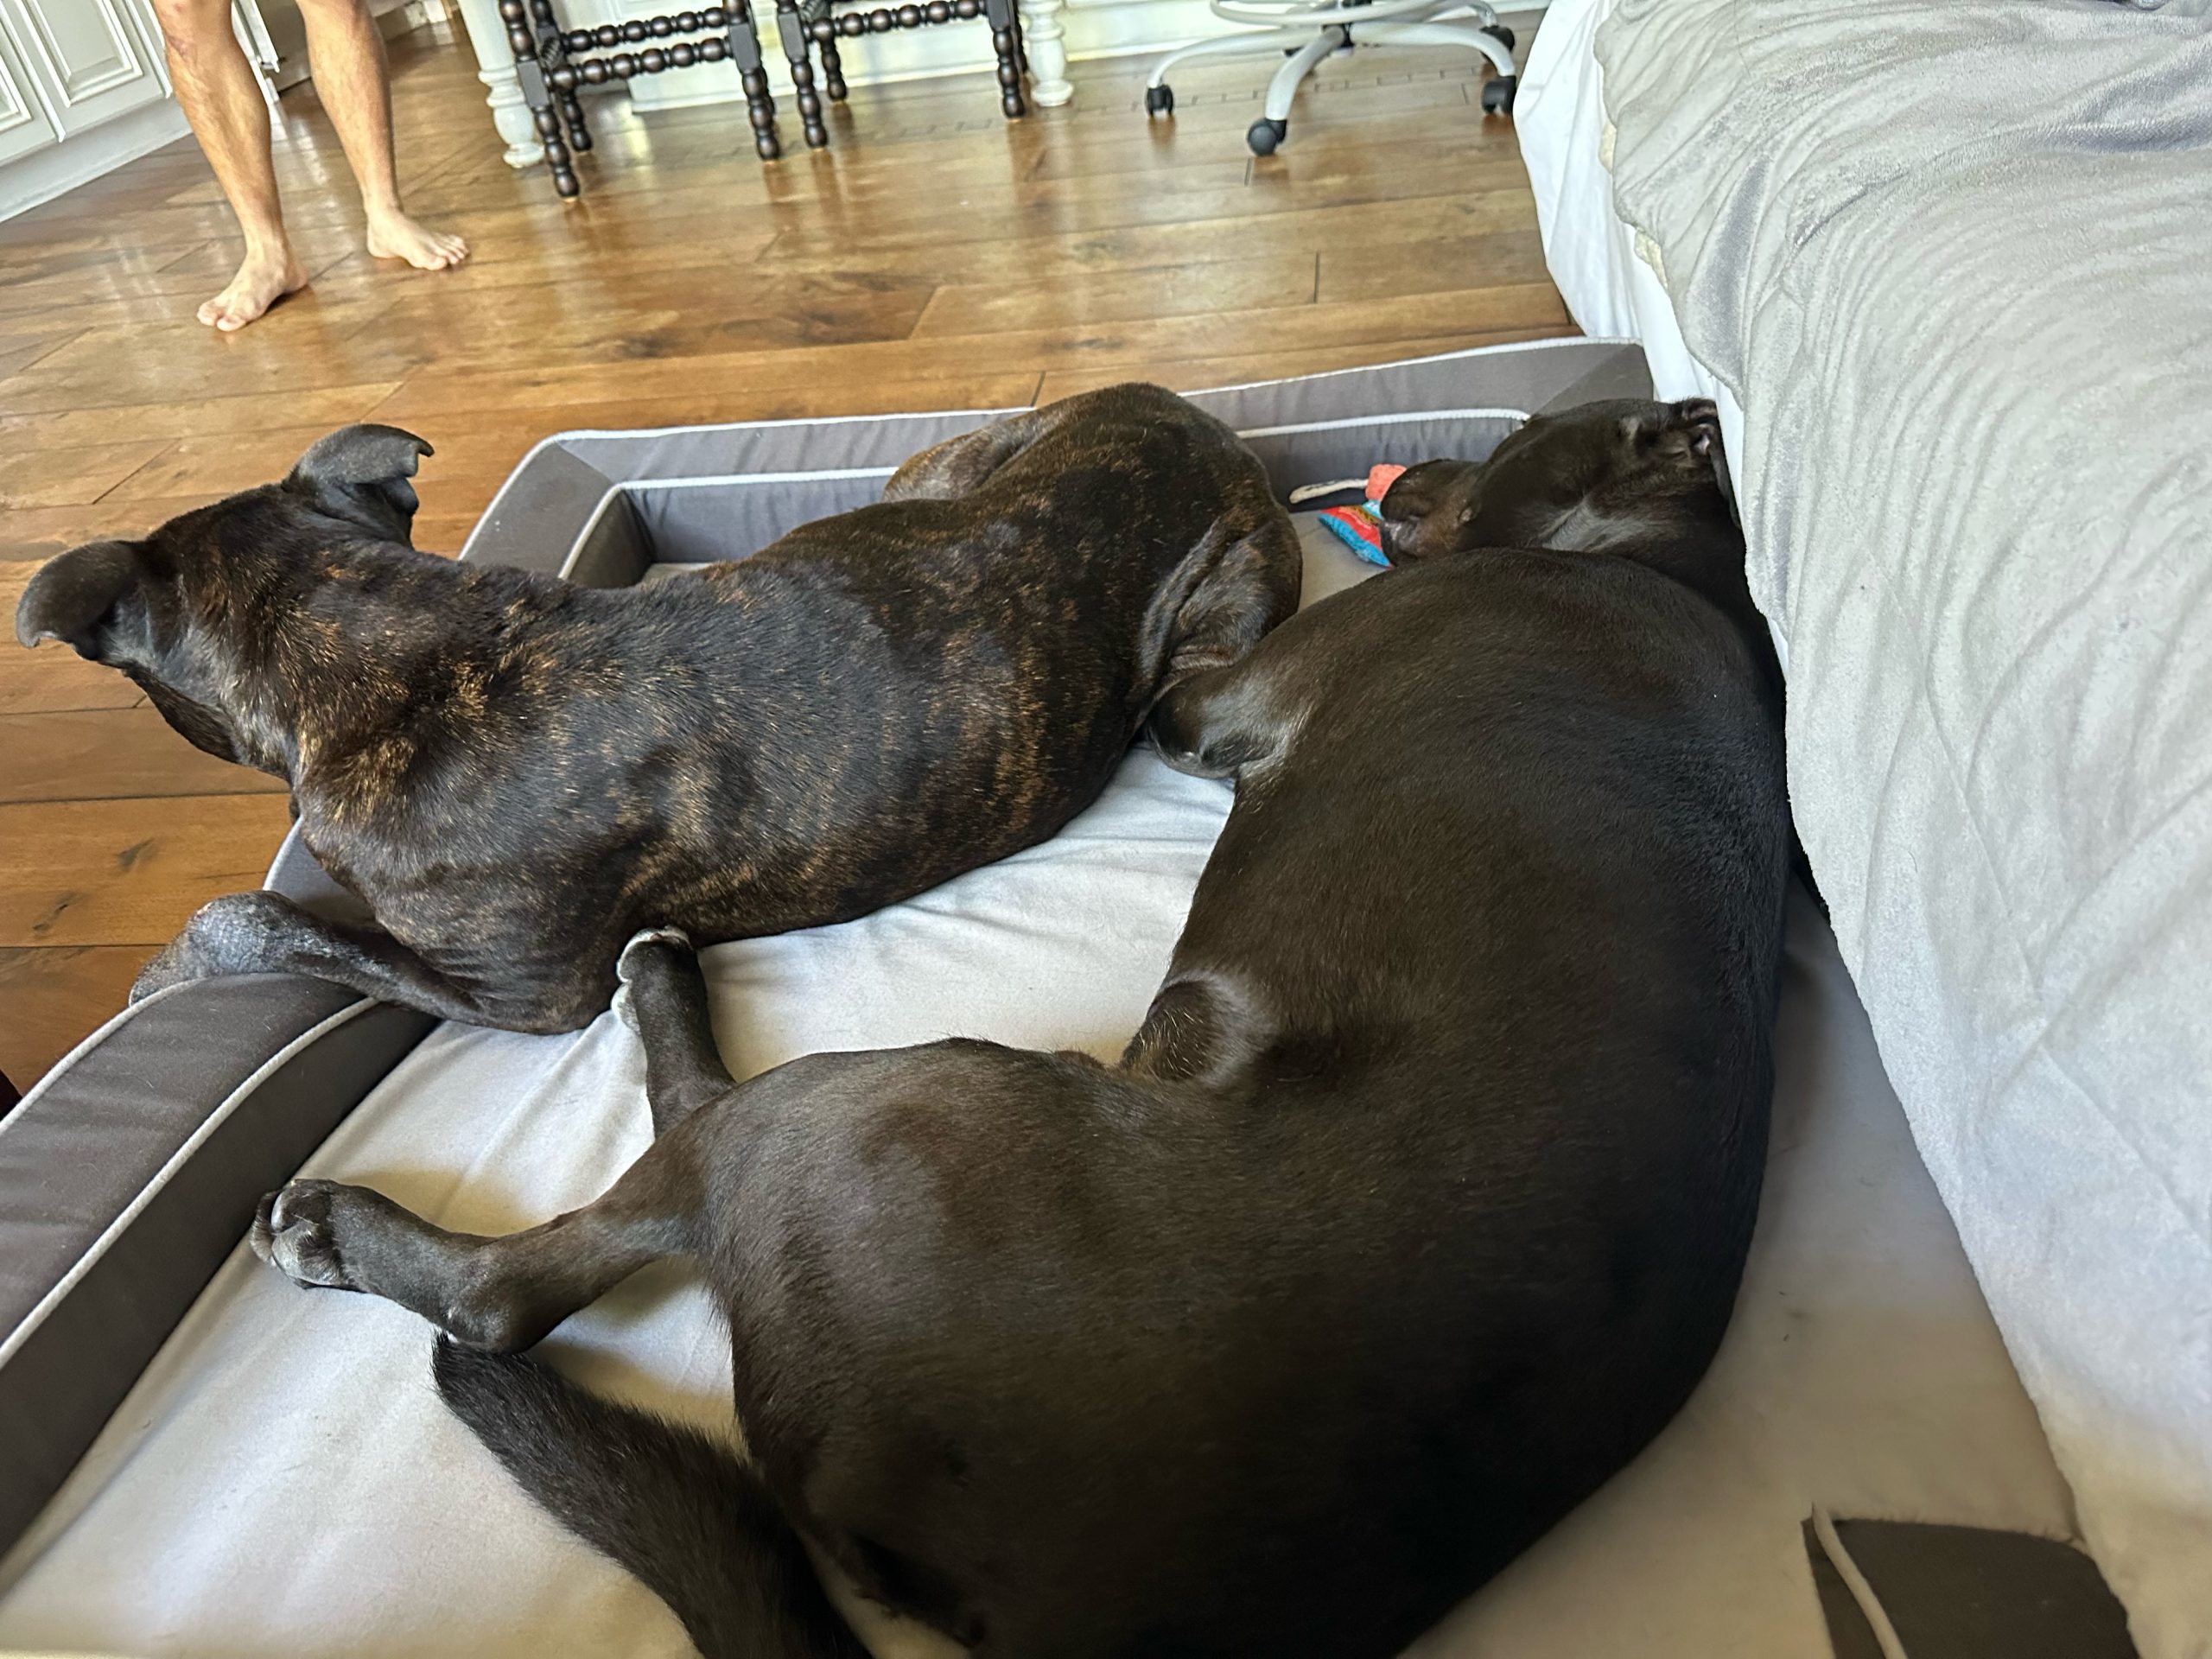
[1290,464,1407,567]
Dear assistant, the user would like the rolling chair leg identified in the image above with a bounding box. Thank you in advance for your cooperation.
[1249,23,1344,153]
[1357,20,1516,111]
[1147,30,1303,118]
[1148,1,1516,143]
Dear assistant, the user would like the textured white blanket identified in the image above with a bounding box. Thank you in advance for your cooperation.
[1584,3,2212,1653]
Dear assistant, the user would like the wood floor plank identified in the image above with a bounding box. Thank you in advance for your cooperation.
[1318,226,1554,303]
[1033,326,1561,401]
[1,496,243,563]
[0,330,83,380]
[94,423,351,505]
[0,383,404,454]
[0,794,292,948]
[911,252,1318,337]
[753,186,1540,286]
[3,294,424,416]
[0,706,290,805]
[0,441,175,511]
[0,944,156,1090]
[372,279,1568,418]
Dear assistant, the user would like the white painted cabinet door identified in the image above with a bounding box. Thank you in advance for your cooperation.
[0,0,170,140]
[0,15,60,166]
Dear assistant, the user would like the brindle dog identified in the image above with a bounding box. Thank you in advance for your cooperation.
[15,385,1299,1033]
[248,397,1789,1658]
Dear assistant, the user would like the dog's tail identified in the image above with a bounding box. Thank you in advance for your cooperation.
[432,1338,868,1659]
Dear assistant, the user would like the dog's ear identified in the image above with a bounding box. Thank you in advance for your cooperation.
[16,540,143,654]
[284,424,435,543]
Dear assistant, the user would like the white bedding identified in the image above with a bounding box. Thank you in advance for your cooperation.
[0,518,2076,1657]
[1516,5,2212,1653]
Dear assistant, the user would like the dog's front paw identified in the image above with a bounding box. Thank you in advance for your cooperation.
[130,933,219,1004]
[134,892,302,1003]
[251,1179,365,1292]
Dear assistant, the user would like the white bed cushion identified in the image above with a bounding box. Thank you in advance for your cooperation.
[0,523,2073,1658]
[1516,3,2212,1652]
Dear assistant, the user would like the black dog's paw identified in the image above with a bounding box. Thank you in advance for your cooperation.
[613,925,696,1033]
[251,1179,363,1292]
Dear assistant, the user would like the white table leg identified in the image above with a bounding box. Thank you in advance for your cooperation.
[1016,0,1072,106]
[451,0,547,168]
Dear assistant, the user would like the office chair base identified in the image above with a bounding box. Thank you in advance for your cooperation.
[1144,0,1517,150]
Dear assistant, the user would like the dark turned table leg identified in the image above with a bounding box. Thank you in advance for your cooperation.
[728,2,782,159]
[555,83,593,150]
[529,0,593,152]
[985,0,1026,117]
[817,29,848,101]
[500,0,577,197]
[775,0,829,147]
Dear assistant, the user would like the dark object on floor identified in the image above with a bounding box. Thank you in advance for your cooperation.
[15,385,1300,1035]
[252,397,1791,1658]
[1806,1517,2140,1659]
[791,0,1029,151]
[0,1070,17,1118]
[499,0,785,197]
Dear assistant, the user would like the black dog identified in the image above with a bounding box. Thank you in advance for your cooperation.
[251,398,1789,1657]
[14,385,1299,1032]
[1375,397,1738,568]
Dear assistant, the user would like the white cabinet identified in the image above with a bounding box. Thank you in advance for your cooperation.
[0,0,170,137]
[0,0,188,221]
[0,12,60,167]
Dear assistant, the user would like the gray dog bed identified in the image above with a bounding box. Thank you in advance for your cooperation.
[0,340,2100,1659]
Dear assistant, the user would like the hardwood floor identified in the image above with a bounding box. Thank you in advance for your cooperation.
[0,16,1570,1089]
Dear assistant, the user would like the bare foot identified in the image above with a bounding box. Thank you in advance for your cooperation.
[196,244,308,332]
[365,209,468,271]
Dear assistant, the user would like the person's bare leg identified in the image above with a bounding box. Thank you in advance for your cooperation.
[296,0,467,270]
[149,0,308,330]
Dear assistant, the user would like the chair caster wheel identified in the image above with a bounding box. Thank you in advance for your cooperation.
[1482,22,1514,51]
[1248,117,1287,156]
[1145,83,1173,116]
[1480,74,1516,116]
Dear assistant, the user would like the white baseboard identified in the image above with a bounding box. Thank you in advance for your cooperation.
[0,97,190,224]
[629,0,1541,108]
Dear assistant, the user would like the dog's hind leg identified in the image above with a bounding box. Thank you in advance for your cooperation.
[251,1114,706,1351]
[615,928,738,1135]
